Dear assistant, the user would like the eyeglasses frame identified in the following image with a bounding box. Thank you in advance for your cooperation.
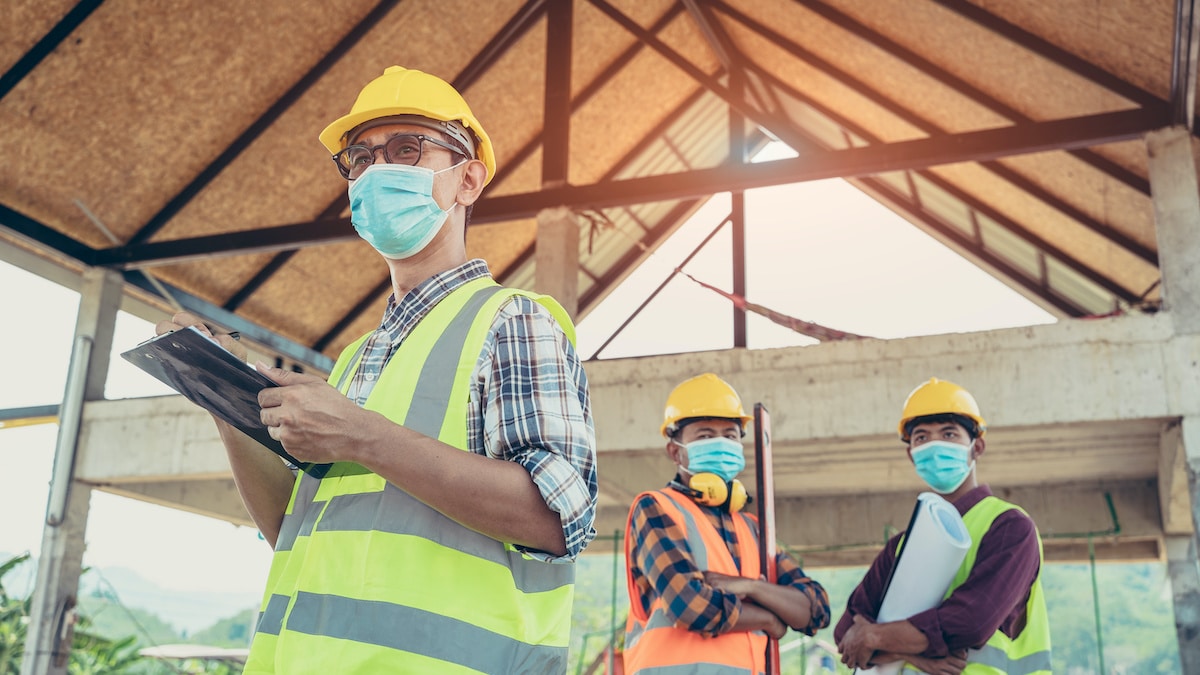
[332,133,467,180]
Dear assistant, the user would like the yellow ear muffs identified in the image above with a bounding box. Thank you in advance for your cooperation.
[687,473,747,512]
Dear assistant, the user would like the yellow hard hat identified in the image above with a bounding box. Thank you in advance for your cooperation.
[661,373,753,438]
[319,66,497,186]
[898,377,987,441]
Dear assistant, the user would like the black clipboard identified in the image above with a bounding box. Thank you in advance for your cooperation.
[120,326,319,475]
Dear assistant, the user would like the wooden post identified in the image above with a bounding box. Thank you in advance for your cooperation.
[754,403,780,675]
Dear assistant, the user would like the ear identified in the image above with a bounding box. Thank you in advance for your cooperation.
[666,439,683,465]
[455,159,488,207]
[972,437,986,461]
[905,445,914,465]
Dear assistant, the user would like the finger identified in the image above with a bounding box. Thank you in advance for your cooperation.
[153,319,181,336]
[267,425,281,440]
[256,362,324,386]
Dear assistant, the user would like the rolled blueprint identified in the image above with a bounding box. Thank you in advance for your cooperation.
[859,492,972,675]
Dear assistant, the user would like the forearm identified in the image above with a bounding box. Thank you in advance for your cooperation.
[745,580,814,632]
[357,411,567,555]
[729,601,785,638]
[863,619,930,656]
[215,418,295,547]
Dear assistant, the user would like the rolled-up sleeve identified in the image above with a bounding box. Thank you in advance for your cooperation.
[474,295,598,561]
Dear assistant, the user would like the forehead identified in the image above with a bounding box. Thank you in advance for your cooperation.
[350,123,435,145]
[679,419,741,437]
[909,421,969,436]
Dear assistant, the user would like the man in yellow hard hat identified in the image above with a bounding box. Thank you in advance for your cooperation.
[156,66,597,674]
[622,373,830,674]
[835,378,1051,674]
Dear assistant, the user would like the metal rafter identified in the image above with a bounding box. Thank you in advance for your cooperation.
[128,0,402,246]
[543,0,573,186]
[740,61,1154,295]
[1171,0,1200,127]
[474,108,1161,221]
[716,0,1154,195]
[723,17,1159,266]
[0,0,105,101]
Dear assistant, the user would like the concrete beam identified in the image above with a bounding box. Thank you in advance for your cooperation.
[78,311,1200,565]
[96,481,251,528]
[535,206,580,317]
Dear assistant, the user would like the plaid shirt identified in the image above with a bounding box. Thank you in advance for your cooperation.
[344,259,597,560]
[627,482,831,637]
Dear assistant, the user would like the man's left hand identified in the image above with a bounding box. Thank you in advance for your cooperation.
[704,571,758,598]
[838,614,877,670]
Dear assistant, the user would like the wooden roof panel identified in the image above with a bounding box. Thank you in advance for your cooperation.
[0,0,1187,364]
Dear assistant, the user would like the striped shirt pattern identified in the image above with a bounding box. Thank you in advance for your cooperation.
[628,484,831,637]
[344,259,598,560]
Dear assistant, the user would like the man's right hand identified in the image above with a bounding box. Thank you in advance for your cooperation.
[155,311,247,362]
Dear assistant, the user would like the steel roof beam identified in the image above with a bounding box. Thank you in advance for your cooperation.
[1170,0,1200,128]
[474,108,1162,221]
[127,0,401,246]
[742,62,1158,279]
[0,0,105,102]
[716,0,1152,196]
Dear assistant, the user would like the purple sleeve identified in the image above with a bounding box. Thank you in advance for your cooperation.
[906,510,1041,657]
[834,533,902,643]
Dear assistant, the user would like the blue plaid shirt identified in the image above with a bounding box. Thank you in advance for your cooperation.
[345,259,597,560]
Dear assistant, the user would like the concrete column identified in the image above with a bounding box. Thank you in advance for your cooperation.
[1147,126,1200,334]
[22,267,121,675]
[1179,415,1200,672]
[1167,535,1200,671]
[535,206,579,317]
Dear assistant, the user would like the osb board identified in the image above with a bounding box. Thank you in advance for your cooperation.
[963,0,1176,100]
[2,1,80,68]
[721,2,1009,143]
[150,0,531,306]
[0,0,376,251]
[822,0,1146,119]
[233,238,388,350]
[927,160,1160,297]
[995,147,1158,253]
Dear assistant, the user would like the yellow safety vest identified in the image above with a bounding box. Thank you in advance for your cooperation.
[900,496,1052,675]
[243,276,577,674]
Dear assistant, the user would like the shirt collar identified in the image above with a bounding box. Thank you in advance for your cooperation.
[378,259,491,335]
[952,484,993,515]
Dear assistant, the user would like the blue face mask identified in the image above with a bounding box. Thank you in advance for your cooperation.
[911,440,975,494]
[680,437,746,482]
[348,162,463,259]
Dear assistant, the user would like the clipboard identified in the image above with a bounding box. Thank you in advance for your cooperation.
[120,326,320,475]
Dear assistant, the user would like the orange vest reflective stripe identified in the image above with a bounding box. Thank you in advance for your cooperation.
[623,489,771,675]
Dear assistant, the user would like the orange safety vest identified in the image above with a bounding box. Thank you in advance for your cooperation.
[623,489,772,675]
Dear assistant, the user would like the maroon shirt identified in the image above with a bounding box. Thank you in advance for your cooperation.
[833,486,1041,658]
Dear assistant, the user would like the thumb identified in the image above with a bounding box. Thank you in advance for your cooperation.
[255,362,323,386]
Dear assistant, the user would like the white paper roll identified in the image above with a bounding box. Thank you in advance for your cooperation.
[858,492,971,675]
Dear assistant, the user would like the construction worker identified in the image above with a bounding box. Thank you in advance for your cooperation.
[155,66,597,673]
[835,377,1051,674]
[622,373,830,674]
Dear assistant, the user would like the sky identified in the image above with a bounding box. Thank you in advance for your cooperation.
[0,163,1056,632]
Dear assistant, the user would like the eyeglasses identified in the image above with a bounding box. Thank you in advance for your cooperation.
[332,133,466,180]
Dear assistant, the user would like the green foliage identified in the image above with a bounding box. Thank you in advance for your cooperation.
[189,609,255,648]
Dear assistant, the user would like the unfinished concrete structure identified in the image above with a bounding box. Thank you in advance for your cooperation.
[4,0,1200,670]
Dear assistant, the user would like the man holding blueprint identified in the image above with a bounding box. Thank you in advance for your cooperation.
[835,378,1051,674]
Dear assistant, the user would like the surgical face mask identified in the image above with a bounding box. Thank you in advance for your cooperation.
[679,437,746,482]
[347,162,463,259]
[911,440,975,494]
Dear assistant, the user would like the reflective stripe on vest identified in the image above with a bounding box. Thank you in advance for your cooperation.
[244,277,577,674]
[623,489,768,675]
[956,497,1052,675]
